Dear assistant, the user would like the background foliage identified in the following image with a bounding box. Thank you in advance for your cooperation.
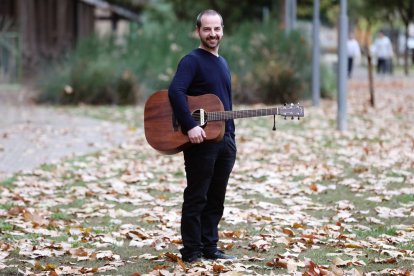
[37,18,335,105]
[31,0,414,105]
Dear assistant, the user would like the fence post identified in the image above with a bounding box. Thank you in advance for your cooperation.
[337,0,348,131]
[311,0,320,107]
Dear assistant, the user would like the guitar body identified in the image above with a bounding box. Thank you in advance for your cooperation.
[144,90,225,154]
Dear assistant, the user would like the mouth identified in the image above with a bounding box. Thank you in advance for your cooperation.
[208,36,219,42]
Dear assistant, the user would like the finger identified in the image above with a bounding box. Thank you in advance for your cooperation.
[190,137,200,144]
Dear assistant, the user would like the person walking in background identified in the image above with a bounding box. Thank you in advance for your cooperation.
[372,30,394,74]
[347,33,361,78]
[168,9,237,263]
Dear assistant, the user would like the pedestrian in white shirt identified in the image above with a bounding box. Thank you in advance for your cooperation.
[347,33,361,78]
[372,31,393,74]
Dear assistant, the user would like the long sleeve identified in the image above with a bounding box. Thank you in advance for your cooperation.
[168,55,198,132]
[168,48,234,135]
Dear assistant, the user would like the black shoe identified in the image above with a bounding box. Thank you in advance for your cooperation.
[203,250,237,260]
[182,253,202,263]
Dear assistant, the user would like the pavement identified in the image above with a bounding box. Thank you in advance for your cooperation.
[0,87,135,180]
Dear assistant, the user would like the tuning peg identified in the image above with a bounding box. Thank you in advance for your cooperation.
[284,103,287,106]
[298,117,300,120]
[284,116,287,120]
[291,116,294,120]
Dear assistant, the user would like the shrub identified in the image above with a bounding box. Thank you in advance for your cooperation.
[36,20,335,105]
[37,35,141,105]
[221,21,313,104]
[120,21,197,97]
[320,63,336,99]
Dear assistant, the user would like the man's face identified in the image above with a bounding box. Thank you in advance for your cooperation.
[197,14,223,50]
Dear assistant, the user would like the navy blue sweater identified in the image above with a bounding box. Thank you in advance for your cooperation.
[168,48,235,135]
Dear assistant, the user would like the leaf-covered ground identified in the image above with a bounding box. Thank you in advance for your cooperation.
[0,77,413,275]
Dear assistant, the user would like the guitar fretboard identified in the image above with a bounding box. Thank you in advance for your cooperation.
[207,108,279,121]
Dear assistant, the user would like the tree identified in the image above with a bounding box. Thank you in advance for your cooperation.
[164,0,275,31]
[353,0,414,75]
[348,0,384,107]
[394,0,414,75]
[296,0,338,26]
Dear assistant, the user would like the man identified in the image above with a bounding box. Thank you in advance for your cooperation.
[347,33,361,78]
[372,30,393,74]
[168,9,237,263]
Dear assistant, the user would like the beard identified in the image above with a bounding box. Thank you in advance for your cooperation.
[200,35,221,49]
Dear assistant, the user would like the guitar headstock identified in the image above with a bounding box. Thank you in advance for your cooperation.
[279,104,304,119]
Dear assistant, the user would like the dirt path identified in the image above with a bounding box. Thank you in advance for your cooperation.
[0,87,136,179]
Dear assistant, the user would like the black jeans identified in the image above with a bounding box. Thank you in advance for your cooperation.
[180,133,236,259]
[347,57,353,78]
[377,58,387,74]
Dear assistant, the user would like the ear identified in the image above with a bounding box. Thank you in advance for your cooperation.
[193,28,200,39]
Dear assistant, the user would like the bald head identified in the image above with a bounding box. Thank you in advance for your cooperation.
[196,9,223,29]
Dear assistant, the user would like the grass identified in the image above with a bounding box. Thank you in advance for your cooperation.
[353,225,397,239]
[50,212,72,221]
[0,202,14,210]
[0,220,14,231]
[0,176,17,189]
[39,163,57,172]
[1,90,414,275]
[396,194,414,203]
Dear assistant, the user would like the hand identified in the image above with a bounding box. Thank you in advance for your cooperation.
[187,126,206,144]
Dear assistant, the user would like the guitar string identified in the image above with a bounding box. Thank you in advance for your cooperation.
[190,107,303,120]
[190,108,285,119]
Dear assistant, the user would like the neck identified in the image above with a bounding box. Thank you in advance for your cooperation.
[199,45,219,56]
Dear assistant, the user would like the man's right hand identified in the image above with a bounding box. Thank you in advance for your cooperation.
[187,126,206,144]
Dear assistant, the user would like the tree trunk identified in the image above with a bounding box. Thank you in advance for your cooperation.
[404,22,409,75]
[363,21,375,107]
[18,0,38,78]
[367,54,375,107]
[278,0,286,28]
[16,0,94,79]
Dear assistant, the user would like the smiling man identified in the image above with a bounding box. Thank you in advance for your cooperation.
[168,10,237,263]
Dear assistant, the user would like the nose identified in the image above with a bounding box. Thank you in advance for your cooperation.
[209,29,216,37]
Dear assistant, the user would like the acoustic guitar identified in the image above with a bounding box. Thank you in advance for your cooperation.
[144,90,304,154]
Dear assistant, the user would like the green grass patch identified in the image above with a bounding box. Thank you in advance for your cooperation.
[0,220,14,231]
[353,225,397,239]
[49,234,70,243]
[58,198,87,210]
[51,212,72,221]
[395,194,414,203]
[397,240,414,250]
[68,180,87,188]
[299,246,341,266]
[0,176,17,189]
[0,202,14,210]
[39,163,57,172]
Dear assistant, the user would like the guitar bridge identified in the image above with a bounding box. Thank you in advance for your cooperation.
[200,109,205,125]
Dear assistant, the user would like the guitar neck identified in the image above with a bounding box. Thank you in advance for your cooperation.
[207,108,279,121]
